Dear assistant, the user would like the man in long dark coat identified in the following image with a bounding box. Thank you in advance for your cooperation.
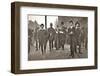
[75,21,82,54]
[68,20,76,58]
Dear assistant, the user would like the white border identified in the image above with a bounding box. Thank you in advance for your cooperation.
[20,6,95,70]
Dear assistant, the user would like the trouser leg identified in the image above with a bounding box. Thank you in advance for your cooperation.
[39,42,40,50]
[62,40,65,50]
[39,41,44,55]
[79,44,82,53]
[28,43,30,54]
[49,40,51,51]
[51,40,53,49]
[36,40,38,51]
[41,44,44,55]
[62,44,64,50]
[70,39,75,58]
[55,39,58,50]
[75,44,77,54]
[44,40,47,54]
[70,44,74,58]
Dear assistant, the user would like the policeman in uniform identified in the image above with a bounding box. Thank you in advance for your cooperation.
[48,23,56,51]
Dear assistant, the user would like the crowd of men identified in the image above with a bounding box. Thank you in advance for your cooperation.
[28,20,87,58]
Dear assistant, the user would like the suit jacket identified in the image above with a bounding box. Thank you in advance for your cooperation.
[48,27,56,40]
[75,27,81,39]
[58,27,66,41]
[68,26,75,36]
[38,29,48,43]
[68,26,76,44]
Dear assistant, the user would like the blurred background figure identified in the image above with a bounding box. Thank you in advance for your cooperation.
[81,27,88,50]
[34,27,39,51]
[28,28,33,54]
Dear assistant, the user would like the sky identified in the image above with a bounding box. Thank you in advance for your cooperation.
[28,15,45,25]
[28,15,58,28]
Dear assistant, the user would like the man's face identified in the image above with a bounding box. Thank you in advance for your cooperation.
[61,24,64,26]
[40,26,44,29]
[70,22,73,26]
[76,24,79,27]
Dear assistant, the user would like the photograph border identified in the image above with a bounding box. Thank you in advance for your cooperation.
[11,2,98,74]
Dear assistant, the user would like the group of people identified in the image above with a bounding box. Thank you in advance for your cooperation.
[28,20,87,58]
[68,21,82,57]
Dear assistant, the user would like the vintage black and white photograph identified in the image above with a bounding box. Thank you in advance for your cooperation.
[11,2,97,74]
[28,15,88,60]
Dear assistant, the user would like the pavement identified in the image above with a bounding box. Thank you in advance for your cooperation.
[28,42,88,61]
